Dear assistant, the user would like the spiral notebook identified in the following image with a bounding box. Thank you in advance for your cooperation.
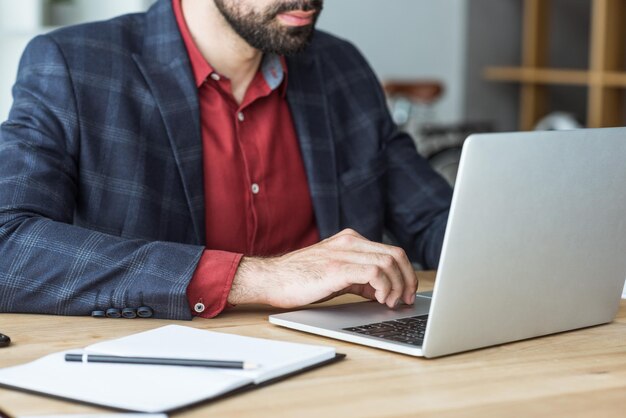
[0,325,343,413]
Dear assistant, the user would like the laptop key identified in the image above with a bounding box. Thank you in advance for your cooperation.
[342,315,428,346]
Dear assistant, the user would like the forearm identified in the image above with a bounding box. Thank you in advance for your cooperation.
[0,213,203,319]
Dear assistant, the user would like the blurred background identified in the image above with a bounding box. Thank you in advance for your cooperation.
[1,0,624,185]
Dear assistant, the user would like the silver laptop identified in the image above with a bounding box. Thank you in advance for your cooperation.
[270,128,626,358]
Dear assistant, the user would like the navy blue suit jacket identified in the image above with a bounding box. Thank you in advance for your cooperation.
[0,0,452,319]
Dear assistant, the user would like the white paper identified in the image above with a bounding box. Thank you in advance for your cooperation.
[86,325,335,383]
[0,325,336,413]
[0,351,246,412]
[21,414,167,418]
[622,279,626,299]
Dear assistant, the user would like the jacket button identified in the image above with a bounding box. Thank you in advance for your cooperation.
[91,310,106,318]
[105,308,122,318]
[122,308,137,319]
[137,306,154,318]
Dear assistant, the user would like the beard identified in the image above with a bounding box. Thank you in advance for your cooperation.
[213,0,323,55]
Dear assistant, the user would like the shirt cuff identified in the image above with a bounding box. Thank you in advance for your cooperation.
[186,250,243,318]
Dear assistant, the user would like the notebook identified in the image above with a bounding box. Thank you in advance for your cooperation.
[0,325,342,413]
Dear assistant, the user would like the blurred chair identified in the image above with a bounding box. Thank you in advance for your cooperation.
[384,80,492,187]
[384,80,444,131]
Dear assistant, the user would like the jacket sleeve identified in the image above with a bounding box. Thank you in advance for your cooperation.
[353,46,453,269]
[383,127,452,269]
[0,35,203,320]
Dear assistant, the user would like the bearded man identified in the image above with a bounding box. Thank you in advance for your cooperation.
[0,0,452,319]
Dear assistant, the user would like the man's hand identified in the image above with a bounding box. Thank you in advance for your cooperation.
[227,229,418,309]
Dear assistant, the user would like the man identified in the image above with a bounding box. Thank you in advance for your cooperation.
[0,0,452,320]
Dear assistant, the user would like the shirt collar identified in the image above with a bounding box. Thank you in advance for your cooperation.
[262,54,288,97]
[173,0,288,94]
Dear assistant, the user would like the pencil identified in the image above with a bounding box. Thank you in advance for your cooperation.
[64,353,258,370]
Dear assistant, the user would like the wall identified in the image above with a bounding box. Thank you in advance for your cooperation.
[59,0,155,25]
[0,35,32,120]
[2,1,598,131]
[463,0,522,131]
[0,0,154,119]
[1,1,470,124]
[317,0,469,124]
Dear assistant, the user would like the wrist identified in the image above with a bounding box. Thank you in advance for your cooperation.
[228,257,272,305]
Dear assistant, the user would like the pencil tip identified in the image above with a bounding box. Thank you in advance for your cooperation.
[243,362,259,370]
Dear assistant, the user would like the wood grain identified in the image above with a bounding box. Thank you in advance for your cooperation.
[484,67,590,86]
[588,0,626,127]
[519,0,550,131]
[1,271,625,418]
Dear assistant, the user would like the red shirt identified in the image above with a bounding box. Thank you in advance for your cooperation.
[174,0,320,318]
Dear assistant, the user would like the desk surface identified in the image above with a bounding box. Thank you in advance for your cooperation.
[1,272,626,418]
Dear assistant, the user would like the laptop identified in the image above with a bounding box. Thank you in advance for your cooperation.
[269,128,626,358]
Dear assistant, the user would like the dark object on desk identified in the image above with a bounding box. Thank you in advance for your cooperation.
[65,353,257,370]
[0,407,14,418]
[0,333,10,348]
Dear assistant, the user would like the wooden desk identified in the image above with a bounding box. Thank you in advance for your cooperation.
[1,272,626,417]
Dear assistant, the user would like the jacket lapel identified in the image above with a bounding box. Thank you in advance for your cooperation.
[132,0,205,245]
[286,52,340,239]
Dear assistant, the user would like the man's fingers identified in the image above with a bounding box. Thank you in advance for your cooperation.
[328,231,417,305]
[334,261,407,306]
[387,245,418,304]
[345,283,378,301]
[307,229,417,307]
[329,250,404,307]
[334,228,365,238]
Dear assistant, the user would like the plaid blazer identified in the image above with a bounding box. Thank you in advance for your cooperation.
[0,0,452,319]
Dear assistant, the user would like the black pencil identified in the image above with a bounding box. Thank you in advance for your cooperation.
[64,353,258,370]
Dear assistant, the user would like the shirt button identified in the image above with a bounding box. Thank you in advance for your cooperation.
[210,73,221,81]
[251,183,260,194]
[238,112,245,122]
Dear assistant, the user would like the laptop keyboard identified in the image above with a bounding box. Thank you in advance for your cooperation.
[342,314,428,346]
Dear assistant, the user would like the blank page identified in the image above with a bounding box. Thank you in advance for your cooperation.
[0,351,248,412]
[86,325,336,383]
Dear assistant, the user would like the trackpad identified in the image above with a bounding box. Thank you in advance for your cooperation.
[270,297,431,330]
